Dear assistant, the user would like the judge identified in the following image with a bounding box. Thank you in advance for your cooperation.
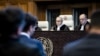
[51,17,70,31]
[75,14,91,31]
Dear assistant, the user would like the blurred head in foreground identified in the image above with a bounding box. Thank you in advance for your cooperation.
[0,7,25,39]
[89,10,100,34]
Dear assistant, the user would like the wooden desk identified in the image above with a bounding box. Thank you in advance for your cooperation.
[33,31,86,56]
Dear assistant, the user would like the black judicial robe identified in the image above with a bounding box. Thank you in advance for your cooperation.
[52,24,70,31]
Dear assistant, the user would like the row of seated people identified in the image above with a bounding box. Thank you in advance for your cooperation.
[38,14,91,31]
[50,14,91,31]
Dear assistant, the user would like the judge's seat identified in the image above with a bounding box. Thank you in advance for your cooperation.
[38,21,49,31]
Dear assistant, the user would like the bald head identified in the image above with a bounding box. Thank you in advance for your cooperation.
[56,17,63,26]
[79,14,87,19]
[79,14,87,25]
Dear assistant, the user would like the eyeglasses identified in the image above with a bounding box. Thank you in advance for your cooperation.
[56,20,62,22]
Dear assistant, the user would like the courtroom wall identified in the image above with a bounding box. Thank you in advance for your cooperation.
[0,0,37,16]
[0,0,99,21]
[37,3,98,21]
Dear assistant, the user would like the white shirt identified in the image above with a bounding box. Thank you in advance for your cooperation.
[80,25,84,31]
[20,32,30,38]
[57,24,63,31]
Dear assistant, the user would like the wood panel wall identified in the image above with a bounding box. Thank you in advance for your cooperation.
[0,0,99,21]
[0,0,37,16]
[37,5,46,21]
[37,3,98,20]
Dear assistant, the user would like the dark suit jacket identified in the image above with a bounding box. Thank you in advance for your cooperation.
[52,24,70,31]
[63,34,100,56]
[0,37,40,56]
[75,22,91,31]
[19,35,46,56]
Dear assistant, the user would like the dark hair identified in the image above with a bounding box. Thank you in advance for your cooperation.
[90,10,100,28]
[23,13,37,32]
[0,7,25,36]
